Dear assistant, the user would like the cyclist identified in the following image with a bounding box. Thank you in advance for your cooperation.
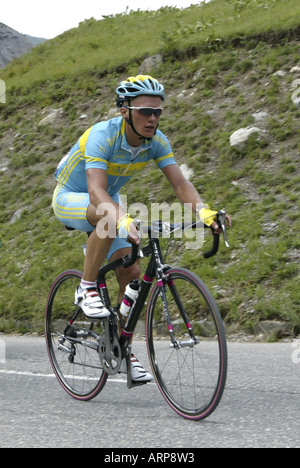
[52,75,230,382]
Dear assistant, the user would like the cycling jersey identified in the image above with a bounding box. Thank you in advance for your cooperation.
[55,116,176,196]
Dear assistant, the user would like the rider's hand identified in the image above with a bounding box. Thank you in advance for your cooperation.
[127,221,141,245]
[198,205,232,234]
[117,214,140,244]
[211,215,232,234]
[198,205,218,227]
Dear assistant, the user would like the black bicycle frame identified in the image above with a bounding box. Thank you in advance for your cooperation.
[63,219,224,352]
[96,218,224,356]
[97,237,165,356]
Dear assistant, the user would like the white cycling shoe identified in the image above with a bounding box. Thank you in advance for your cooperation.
[120,354,153,383]
[75,287,110,320]
[131,355,153,383]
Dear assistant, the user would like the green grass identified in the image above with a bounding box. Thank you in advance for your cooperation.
[1,0,300,92]
[0,0,299,336]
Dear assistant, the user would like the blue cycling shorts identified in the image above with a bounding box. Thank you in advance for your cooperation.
[52,184,131,260]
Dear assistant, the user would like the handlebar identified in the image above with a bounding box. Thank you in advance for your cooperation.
[121,220,142,268]
[203,209,230,258]
[203,229,220,259]
[122,242,140,268]
[121,210,229,267]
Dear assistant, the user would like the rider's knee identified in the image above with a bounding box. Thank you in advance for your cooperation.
[116,262,140,287]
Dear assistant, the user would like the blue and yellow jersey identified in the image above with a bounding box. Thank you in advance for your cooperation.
[55,116,176,196]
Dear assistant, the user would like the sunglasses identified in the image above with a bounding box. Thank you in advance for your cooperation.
[124,106,163,117]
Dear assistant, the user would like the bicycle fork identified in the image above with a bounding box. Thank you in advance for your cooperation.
[158,277,200,349]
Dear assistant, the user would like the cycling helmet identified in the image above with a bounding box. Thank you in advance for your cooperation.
[116,75,165,107]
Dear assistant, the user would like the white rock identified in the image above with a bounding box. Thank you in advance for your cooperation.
[38,108,63,126]
[273,70,286,77]
[292,94,300,108]
[180,164,194,180]
[107,107,119,118]
[251,112,268,122]
[230,127,261,150]
[291,79,300,108]
[138,54,163,74]
[10,208,24,224]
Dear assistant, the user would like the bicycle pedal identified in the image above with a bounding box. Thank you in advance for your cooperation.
[129,381,149,388]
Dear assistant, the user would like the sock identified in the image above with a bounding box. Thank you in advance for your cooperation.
[80,279,97,291]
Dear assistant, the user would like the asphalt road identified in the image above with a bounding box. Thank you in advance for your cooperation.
[0,334,299,449]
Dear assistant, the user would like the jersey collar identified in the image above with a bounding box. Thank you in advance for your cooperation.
[120,118,152,154]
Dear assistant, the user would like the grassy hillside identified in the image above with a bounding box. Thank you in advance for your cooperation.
[0,0,299,337]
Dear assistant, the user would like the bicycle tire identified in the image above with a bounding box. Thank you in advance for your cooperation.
[45,269,108,400]
[146,267,227,420]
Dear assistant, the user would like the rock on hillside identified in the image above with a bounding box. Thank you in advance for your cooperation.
[0,23,46,69]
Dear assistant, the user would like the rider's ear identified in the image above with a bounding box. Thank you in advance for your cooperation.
[120,107,129,120]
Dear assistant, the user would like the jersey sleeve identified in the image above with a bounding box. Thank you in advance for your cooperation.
[79,125,109,171]
[152,131,176,169]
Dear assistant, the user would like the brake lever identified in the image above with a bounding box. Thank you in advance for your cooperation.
[217,210,230,248]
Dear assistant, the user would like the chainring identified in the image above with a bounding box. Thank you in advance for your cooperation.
[98,330,122,376]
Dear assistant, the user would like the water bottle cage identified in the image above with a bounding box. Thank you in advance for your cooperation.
[123,295,134,307]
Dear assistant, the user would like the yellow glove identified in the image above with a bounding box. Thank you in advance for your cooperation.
[198,205,218,227]
[117,213,135,238]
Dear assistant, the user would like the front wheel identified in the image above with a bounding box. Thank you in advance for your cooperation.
[45,270,108,400]
[146,267,227,420]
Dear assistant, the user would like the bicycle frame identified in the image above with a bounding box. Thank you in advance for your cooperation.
[96,215,227,387]
[60,215,228,385]
[97,237,164,367]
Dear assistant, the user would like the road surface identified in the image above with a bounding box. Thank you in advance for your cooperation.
[0,334,299,448]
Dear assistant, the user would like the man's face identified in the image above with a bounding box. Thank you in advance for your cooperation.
[121,95,163,141]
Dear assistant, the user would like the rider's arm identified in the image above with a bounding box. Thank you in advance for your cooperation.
[161,164,223,232]
[86,168,124,221]
[86,168,140,243]
[162,164,203,209]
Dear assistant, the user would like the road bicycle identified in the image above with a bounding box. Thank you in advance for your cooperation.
[45,210,229,420]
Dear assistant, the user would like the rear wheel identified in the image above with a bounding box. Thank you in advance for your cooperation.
[45,270,108,400]
[146,267,227,420]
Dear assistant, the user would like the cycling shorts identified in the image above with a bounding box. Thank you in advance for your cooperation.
[52,184,131,260]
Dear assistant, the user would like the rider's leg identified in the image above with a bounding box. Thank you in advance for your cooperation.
[52,188,118,319]
[81,203,142,320]
[108,247,140,333]
[109,248,141,302]
[82,203,114,279]
[108,248,152,383]
[83,201,151,382]
[82,228,114,282]
[73,203,116,319]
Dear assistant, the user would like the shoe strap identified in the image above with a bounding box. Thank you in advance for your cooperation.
[130,354,138,363]
[85,289,99,298]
